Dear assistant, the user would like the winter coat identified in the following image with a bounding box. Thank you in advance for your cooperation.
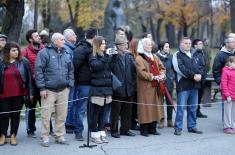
[23,43,45,77]
[156,51,175,91]
[136,53,165,124]
[73,40,92,85]
[89,53,113,96]
[221,66,235,101]
[35,44,74,92]
[172,49,202,92]
[212,47,235,85]
[109,51,136,97]
[0,57,33,96]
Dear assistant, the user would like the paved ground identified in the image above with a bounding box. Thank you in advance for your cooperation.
[1,103,235,155]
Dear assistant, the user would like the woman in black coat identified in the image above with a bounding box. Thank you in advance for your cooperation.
[89,36,112,144]
[0,42,33,146]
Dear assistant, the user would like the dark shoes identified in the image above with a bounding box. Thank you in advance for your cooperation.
[75,133,84,141]
[174,129,182,136]
[65,125,74,134]
[111,132,120,138]
[131,123,140,131]
[27,132,37,138]
[197,111,208,118]
[188,128,203,134]
[120,131,136,136]
[149,130,161,135]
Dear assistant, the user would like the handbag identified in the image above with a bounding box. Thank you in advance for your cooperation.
[112,73,122,90]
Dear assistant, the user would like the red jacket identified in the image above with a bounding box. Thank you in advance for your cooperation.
[221,66,235,100]
[23,44,44,78]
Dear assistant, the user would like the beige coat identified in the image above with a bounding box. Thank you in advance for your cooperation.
[136,54,165,124]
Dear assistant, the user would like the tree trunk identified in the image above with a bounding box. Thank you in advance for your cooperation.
[34,0,38,30]
[66,0,75,27]
[165,22,175,47]
[73,0,79,28]
[41,0,51,28]
[156,18,163,45]
[190,27,196,40]
[149,15,155,42]
[183,23,188,37]
[231,0,235,32]
[177,27,183,46]
[2,0,24,42]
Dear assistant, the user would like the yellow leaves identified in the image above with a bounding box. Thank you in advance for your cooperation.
[52,0,107,29]
[77,0,108,29]
[160,0,199,28]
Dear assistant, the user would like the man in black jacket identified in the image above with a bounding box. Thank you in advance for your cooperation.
[172,37,203,136]
[192,39,208,118]
[110,35,136,138]
[213,37,235,85]
[72,28,96,141]
[212,37,235,121]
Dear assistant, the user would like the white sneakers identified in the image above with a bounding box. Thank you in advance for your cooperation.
[91,131,108,144]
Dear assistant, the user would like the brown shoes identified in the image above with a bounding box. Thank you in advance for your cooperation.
[167,120,174,128]
[0,134,7,146]
[10,134,17,146]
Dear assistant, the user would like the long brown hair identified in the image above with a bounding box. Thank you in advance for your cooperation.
[3,42,22,63]
[92,36,105,57]
[129,38,139,58]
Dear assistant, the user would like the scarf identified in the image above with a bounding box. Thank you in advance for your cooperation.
[143,55,166,95]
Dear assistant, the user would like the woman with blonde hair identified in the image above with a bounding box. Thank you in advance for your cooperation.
[89,36,112,144]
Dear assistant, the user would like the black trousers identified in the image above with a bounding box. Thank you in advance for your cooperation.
[26,82,53,134]
[111,96,132,133]
[166,91,173,120]
[90,103,105,132]
[131,95,138,125]
[197,85,205,114]
[0,96,23,136]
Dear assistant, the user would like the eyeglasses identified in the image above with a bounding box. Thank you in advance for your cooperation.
[0,38,6,42]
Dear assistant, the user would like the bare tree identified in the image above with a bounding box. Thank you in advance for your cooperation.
[66,0,79,29]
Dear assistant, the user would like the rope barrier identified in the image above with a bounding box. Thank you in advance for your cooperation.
[0,96,222,115]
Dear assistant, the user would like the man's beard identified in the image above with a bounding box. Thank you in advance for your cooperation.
[32,41,40,48]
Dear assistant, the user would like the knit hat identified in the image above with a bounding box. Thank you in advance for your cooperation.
[0,34,7,39]
[115,35,128,45]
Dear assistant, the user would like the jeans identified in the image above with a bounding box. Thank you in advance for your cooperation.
[73,85,90,134]
[65,86,77,127]
[175,89,198,130]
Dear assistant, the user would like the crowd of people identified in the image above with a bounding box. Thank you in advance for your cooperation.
[0,26,235,147]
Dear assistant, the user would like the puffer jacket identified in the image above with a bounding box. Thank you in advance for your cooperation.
[35,44,74,91]
[89,53,113,96]
[73,40,92,85]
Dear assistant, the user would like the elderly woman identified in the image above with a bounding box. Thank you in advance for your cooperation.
[136,38,166,137]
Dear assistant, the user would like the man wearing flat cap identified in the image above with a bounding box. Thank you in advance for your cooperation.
[0,34,7,60]
[109,35,137,138]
